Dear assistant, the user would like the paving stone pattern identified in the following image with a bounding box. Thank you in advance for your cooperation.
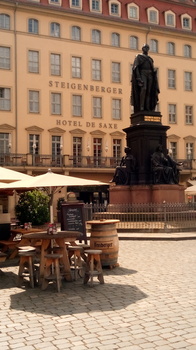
[0,240,196,350]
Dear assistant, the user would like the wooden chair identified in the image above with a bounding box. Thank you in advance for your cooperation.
[18,247,37,288]
[83,249,104,287]
[67,245,84,280]
[41,253,63,292]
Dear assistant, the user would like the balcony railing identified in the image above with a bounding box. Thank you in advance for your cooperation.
[0,153,195,171]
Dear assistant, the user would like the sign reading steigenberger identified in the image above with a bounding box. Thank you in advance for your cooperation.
[49,81,123,94]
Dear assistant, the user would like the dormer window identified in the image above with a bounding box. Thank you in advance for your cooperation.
[127,3,139,21]
[109,1,121,17]
[49,0,61,5]
[70,0,82,10]
[165,10,176,27]
[181,14,192,30]
[147,7,159,24]
[90,0,102,13]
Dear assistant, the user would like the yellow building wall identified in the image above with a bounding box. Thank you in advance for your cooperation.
[0,1,196,174]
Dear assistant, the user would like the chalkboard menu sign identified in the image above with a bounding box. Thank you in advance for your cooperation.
[60,203,87,243]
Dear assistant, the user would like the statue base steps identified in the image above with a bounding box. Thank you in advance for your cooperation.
[109,184,185,205]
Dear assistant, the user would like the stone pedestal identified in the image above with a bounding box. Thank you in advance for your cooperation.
[109,184,185,204]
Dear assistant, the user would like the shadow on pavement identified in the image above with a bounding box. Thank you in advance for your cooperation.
[103,266,137,276]
[10,281,147,316]
[0,271,18,289]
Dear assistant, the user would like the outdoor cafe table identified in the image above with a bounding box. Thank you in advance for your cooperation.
[22,231,82,283]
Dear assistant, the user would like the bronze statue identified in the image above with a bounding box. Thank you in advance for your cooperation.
[166,149,182,184]
[110,147,136,185]
[131,44,160,113]
[151,145,181,185]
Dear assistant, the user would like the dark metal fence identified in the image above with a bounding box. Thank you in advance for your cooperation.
[84,202,196,232]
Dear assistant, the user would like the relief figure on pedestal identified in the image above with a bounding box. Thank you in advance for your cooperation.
[110,147,136,185]
[151,145,182,185]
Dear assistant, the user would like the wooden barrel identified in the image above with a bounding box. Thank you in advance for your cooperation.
[88,219,119,267]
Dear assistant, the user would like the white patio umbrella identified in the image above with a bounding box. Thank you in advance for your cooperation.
[0,166,32,182]
[185,185,196,196]
[0,169,108,223]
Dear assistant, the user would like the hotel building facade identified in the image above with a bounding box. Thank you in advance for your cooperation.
[0,0,196,211]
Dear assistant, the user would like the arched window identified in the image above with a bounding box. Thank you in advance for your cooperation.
[167,42,175,56]
[184,44,192,58]
[71,26,81,41]
[92,29,101,44]
[28,18,39,34]
[0,14,10,29]
[150,39,158,53]
[130,36,138,50]
[111,33,120,47]
[50,22,60,37]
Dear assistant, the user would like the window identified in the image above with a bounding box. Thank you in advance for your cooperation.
[186,142,194,159]
[113,139,121,159]
[168,104,176,124]
[0,14,10,29]
[70,0,81,8]
[71,26,81,41]
[184,45,191,58]
[91,0,101,12]
[49,0,61,4]
[165,11,175,27]
[92,29,101,44]
[185,106,193,125]
[0,88,11,111]
[51,93,61,114]
[0,133,10,154]
[29,90,39,113]
[181,14,191,30]
[111,33,120,47]
[50,54,61,76]
[167,42,175,55]
[52,135,62,165]
[130,36,138,50]
[147,7,159,24]
[128,5,139,20]
[93,138,102,166]
[112,62,120,83]
[50,22,60,37]
[93,97,102,118]
[111,3,119,16]
[0,47,10,69]
[72,95,82,116]
[184,72,192,91]
[169,142,177,159]
[73,136,82,166]
[28,19,38,34]
[112,99,121,120]
[150,39,158,53]
[29,134,39,154]
[28,50,39,73]
[168,70,176,89]
[72,57,81,78]
[92,59,101,81]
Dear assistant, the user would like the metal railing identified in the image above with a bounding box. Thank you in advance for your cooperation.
[84,202,196,232]
[0,153,194,171]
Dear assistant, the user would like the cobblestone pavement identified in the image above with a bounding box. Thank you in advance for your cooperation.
[0,240,196,350]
